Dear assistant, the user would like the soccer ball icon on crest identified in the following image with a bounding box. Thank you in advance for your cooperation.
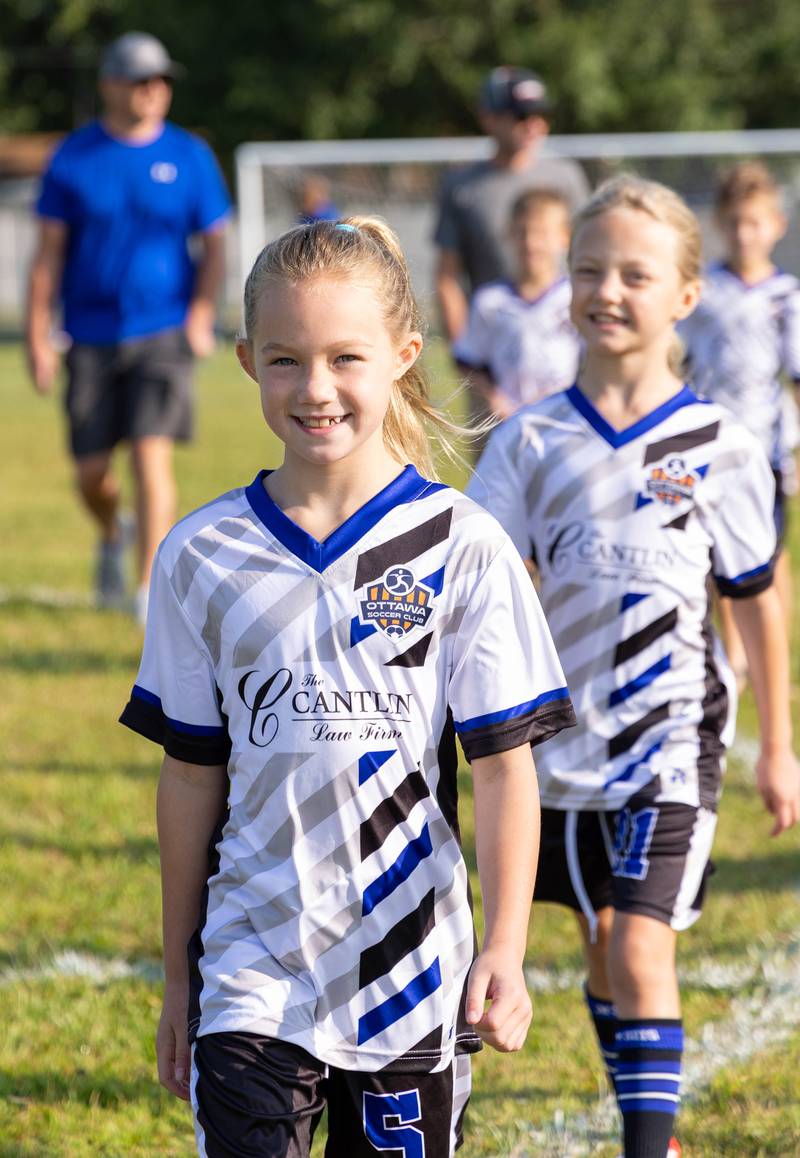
[384,623,408,640]
[384,567,415,596]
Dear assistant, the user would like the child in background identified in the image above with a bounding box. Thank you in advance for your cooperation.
[679,161,800,683]
[120,217,575,1157]
[468,176,800,1158]
[453,188,580,420]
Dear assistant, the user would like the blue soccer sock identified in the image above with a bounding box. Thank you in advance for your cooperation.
[614,1018,682,1158]
[584,986,619,1092]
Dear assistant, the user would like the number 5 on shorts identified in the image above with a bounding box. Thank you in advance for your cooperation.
[363,1089,425,1157]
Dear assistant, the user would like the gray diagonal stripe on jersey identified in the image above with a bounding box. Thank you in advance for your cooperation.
[243,819,364,937]
[171,516,256,602]
[226,752,316,840]
[542,449,635,522]
[232,574,321,668]
[548,593,621,654]
[297,608,352,663]
[245,755,363,866]
[201,554,285,665]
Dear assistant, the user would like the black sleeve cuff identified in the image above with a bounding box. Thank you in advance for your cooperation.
[460,700,577,762]
[119,696,232,766]
[715,564,775,600]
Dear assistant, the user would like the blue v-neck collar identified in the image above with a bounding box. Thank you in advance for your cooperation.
[565,383,698,449]
[245,464,443,573]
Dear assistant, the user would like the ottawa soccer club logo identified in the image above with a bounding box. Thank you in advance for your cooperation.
[358,566,435,640]
[645,455,697,505]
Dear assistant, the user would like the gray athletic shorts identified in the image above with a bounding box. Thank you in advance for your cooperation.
[64,326,194,458]
[535,782,717,932]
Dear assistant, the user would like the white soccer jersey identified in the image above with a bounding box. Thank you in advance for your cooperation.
[679,263,800,467]
[121,466,574,1073]
[467,387,776,813]
[452,278,581,410]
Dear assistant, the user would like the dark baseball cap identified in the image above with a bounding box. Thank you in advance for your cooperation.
[479,67,551,117]
[99,32,184,82]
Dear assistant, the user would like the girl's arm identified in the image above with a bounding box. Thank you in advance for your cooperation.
[157,754,228,1099]
[730,586,800,835]
[466,743,540,1052]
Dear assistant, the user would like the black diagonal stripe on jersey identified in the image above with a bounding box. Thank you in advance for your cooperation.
[353,508,453,588]
[642,421,720,465]
[608,702,671,759]
[360,767,431,860]
[666,510,691,531]
[613,608,678,667]
[384,631,434,668]
[359,887,436,990]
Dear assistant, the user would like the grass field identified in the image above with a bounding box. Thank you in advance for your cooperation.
[1,340,799,1157]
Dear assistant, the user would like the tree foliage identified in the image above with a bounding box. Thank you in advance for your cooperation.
[1,0,799,168]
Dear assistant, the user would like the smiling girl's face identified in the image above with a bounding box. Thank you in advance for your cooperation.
[237,275,421,477]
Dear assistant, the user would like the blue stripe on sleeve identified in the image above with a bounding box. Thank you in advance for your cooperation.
[454,686,570,734]
[131,684,226,737]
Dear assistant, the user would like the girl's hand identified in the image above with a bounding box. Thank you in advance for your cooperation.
[755,748,800,836]
[157,980,191,1100]
[464,946,532,1053]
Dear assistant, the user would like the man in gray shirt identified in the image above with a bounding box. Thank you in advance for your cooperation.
[434,67,589,343]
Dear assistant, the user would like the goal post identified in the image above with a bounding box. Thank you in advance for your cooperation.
[235,128,800,316]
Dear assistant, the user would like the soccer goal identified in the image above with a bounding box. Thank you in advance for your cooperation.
[235,129,800,316]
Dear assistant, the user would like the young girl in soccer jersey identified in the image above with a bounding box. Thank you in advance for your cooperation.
[120,217,575,1157]
[467,176,800,1158]
[453,188,581,420]
[679,161,800,688]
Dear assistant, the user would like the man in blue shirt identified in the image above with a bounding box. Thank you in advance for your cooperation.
[25,32,230,622]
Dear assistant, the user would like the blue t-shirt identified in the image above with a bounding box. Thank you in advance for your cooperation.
[36,121,231,344]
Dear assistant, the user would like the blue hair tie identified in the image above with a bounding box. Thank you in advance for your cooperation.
[334,223,358,233]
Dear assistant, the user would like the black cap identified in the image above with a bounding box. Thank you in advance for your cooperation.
[479,67,551,117]
[99,32,184,82]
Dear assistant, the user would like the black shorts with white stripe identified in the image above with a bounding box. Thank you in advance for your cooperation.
[535,781,717,930]
[191,1032,471,1158]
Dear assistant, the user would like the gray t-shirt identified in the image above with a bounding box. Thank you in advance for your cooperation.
[434,155,590,292]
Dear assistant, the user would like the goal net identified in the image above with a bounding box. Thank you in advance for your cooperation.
[235,129,800,320]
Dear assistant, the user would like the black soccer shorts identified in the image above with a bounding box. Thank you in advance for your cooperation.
[64,326,194,457]
[535,782,717,930]
[191,1032,471,1158]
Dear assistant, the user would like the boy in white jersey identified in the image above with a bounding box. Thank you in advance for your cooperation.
[120,218,575,1157]
[453,188,580,420]
[679,161,800,682]
[468,177,800,1158]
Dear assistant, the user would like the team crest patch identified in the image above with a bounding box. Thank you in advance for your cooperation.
[645,455,698,505]
[358,566,435,640]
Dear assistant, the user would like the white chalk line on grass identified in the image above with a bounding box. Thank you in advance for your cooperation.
[0,585,93,610]
[515,932,800,1157]
[0,950,161,988]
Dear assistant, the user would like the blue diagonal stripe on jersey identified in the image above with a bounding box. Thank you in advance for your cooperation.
[420,565,446,597]
[357,956,442,1044]
[362,823,433,916]
[609,654,672,707]
[635,493,654,509]
[620,592,649,613]
[350,617,377,648]
[604,740,663,789]
[358,750,395,785]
